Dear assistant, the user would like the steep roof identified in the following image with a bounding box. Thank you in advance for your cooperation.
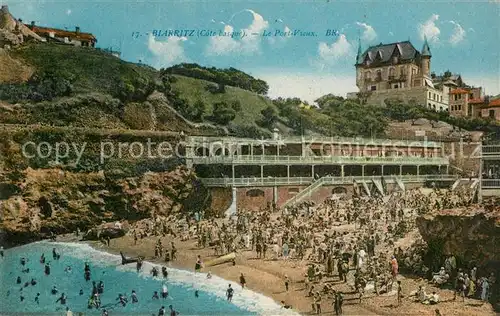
[488,98,500,107]
[450,88,468,94]
[356,41,420,66]
[468,98,485,104]
[25,24,97,42]
[421,36,431,57]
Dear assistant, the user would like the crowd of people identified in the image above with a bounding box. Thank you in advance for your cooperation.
[127,181,498,314]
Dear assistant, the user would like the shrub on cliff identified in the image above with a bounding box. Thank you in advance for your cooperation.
[211,101,236,125]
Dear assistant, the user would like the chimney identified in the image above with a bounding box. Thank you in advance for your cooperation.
[75,26,80,34]
[30,21,35,30]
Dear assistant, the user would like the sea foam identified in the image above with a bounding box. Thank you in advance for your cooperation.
[49,241,300,316]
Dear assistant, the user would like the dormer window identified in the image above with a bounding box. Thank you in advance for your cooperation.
[363,53,372,66]
[376,50,383,60]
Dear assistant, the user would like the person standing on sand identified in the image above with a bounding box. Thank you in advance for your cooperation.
[226,284,234,302]
[284,275,290,292]
[314,292,322,314]
[195,255,203,272]
[171,242,177,261]
[397,280,402,306]
[240,273,246,289]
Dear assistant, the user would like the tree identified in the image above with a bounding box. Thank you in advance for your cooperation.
[259,105,278,128]
[212,101,236,125]
[184,99,206,122]
[230,100,242,112]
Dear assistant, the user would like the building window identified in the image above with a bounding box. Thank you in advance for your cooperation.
[454,95,458,101]
[440,96,442,102]
[371,86,376,91]
[469,93,473,99]
[429,92,431,98]
[433,93,436,100]
[490,110,495,118]
[365,71,371,81]
[376,70,382,81]
[428,103,431,108]
[389,67,395,78]
[458,94,462,100]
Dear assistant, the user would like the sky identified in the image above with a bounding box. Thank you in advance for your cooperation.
[3,0,500,103]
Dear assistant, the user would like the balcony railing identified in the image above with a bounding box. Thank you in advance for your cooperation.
[199,174,459,187]
[482,145,500,155]
[186,135,444,148]
[482,179,500,188]
[189,155,449,165]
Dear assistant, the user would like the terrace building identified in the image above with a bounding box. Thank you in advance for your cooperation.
[185,133,454,211]
[480,142,500,198]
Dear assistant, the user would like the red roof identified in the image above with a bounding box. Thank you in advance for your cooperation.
[25,25,96,41]
[450,88,468,94]
[488,98,500,107]
[468,98,484,104]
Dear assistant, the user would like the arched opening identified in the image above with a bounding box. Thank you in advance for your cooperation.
[389,67,395,78]
[332,187,347,194]
[246,189,265,197]
[214,147,230,156]
[195,146,210,157]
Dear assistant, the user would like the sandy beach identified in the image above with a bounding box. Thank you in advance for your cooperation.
[85,232,496,316]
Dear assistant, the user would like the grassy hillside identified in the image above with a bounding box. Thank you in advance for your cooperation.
[170,75,276,129]
[10,43,158,95]
[1,43,280,137]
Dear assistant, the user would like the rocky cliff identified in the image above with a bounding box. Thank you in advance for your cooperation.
[416,202,500,268]
[0,165,210,245]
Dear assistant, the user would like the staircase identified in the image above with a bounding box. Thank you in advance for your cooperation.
[451,179,461,191]
[470,179,479,189]
[394,176,406,191]
[371,178,385,196]
[360,180,371,196]
[224,187,237,218]
[281,177,325,208]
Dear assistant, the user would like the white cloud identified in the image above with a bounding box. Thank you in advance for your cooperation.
[388,31,394,36]
[316,34,353,67]
[448,21,466,45]
[206,9,269,56]
[256,72,356,104]
[147,34,188,68]
[66,9,72,15]
[356,22,377,42]
[468,27,475,32]
[205,24,241,55]
[418,14,440,43]
[268,25,291,45]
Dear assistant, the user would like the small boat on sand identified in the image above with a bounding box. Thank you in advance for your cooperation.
[204,252,236,267]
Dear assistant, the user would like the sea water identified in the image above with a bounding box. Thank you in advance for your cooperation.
[0,241,298,315]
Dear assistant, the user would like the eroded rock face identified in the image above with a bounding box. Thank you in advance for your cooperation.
[0,165,210,244]
[83,221,130,240]
[416,204,500,267]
